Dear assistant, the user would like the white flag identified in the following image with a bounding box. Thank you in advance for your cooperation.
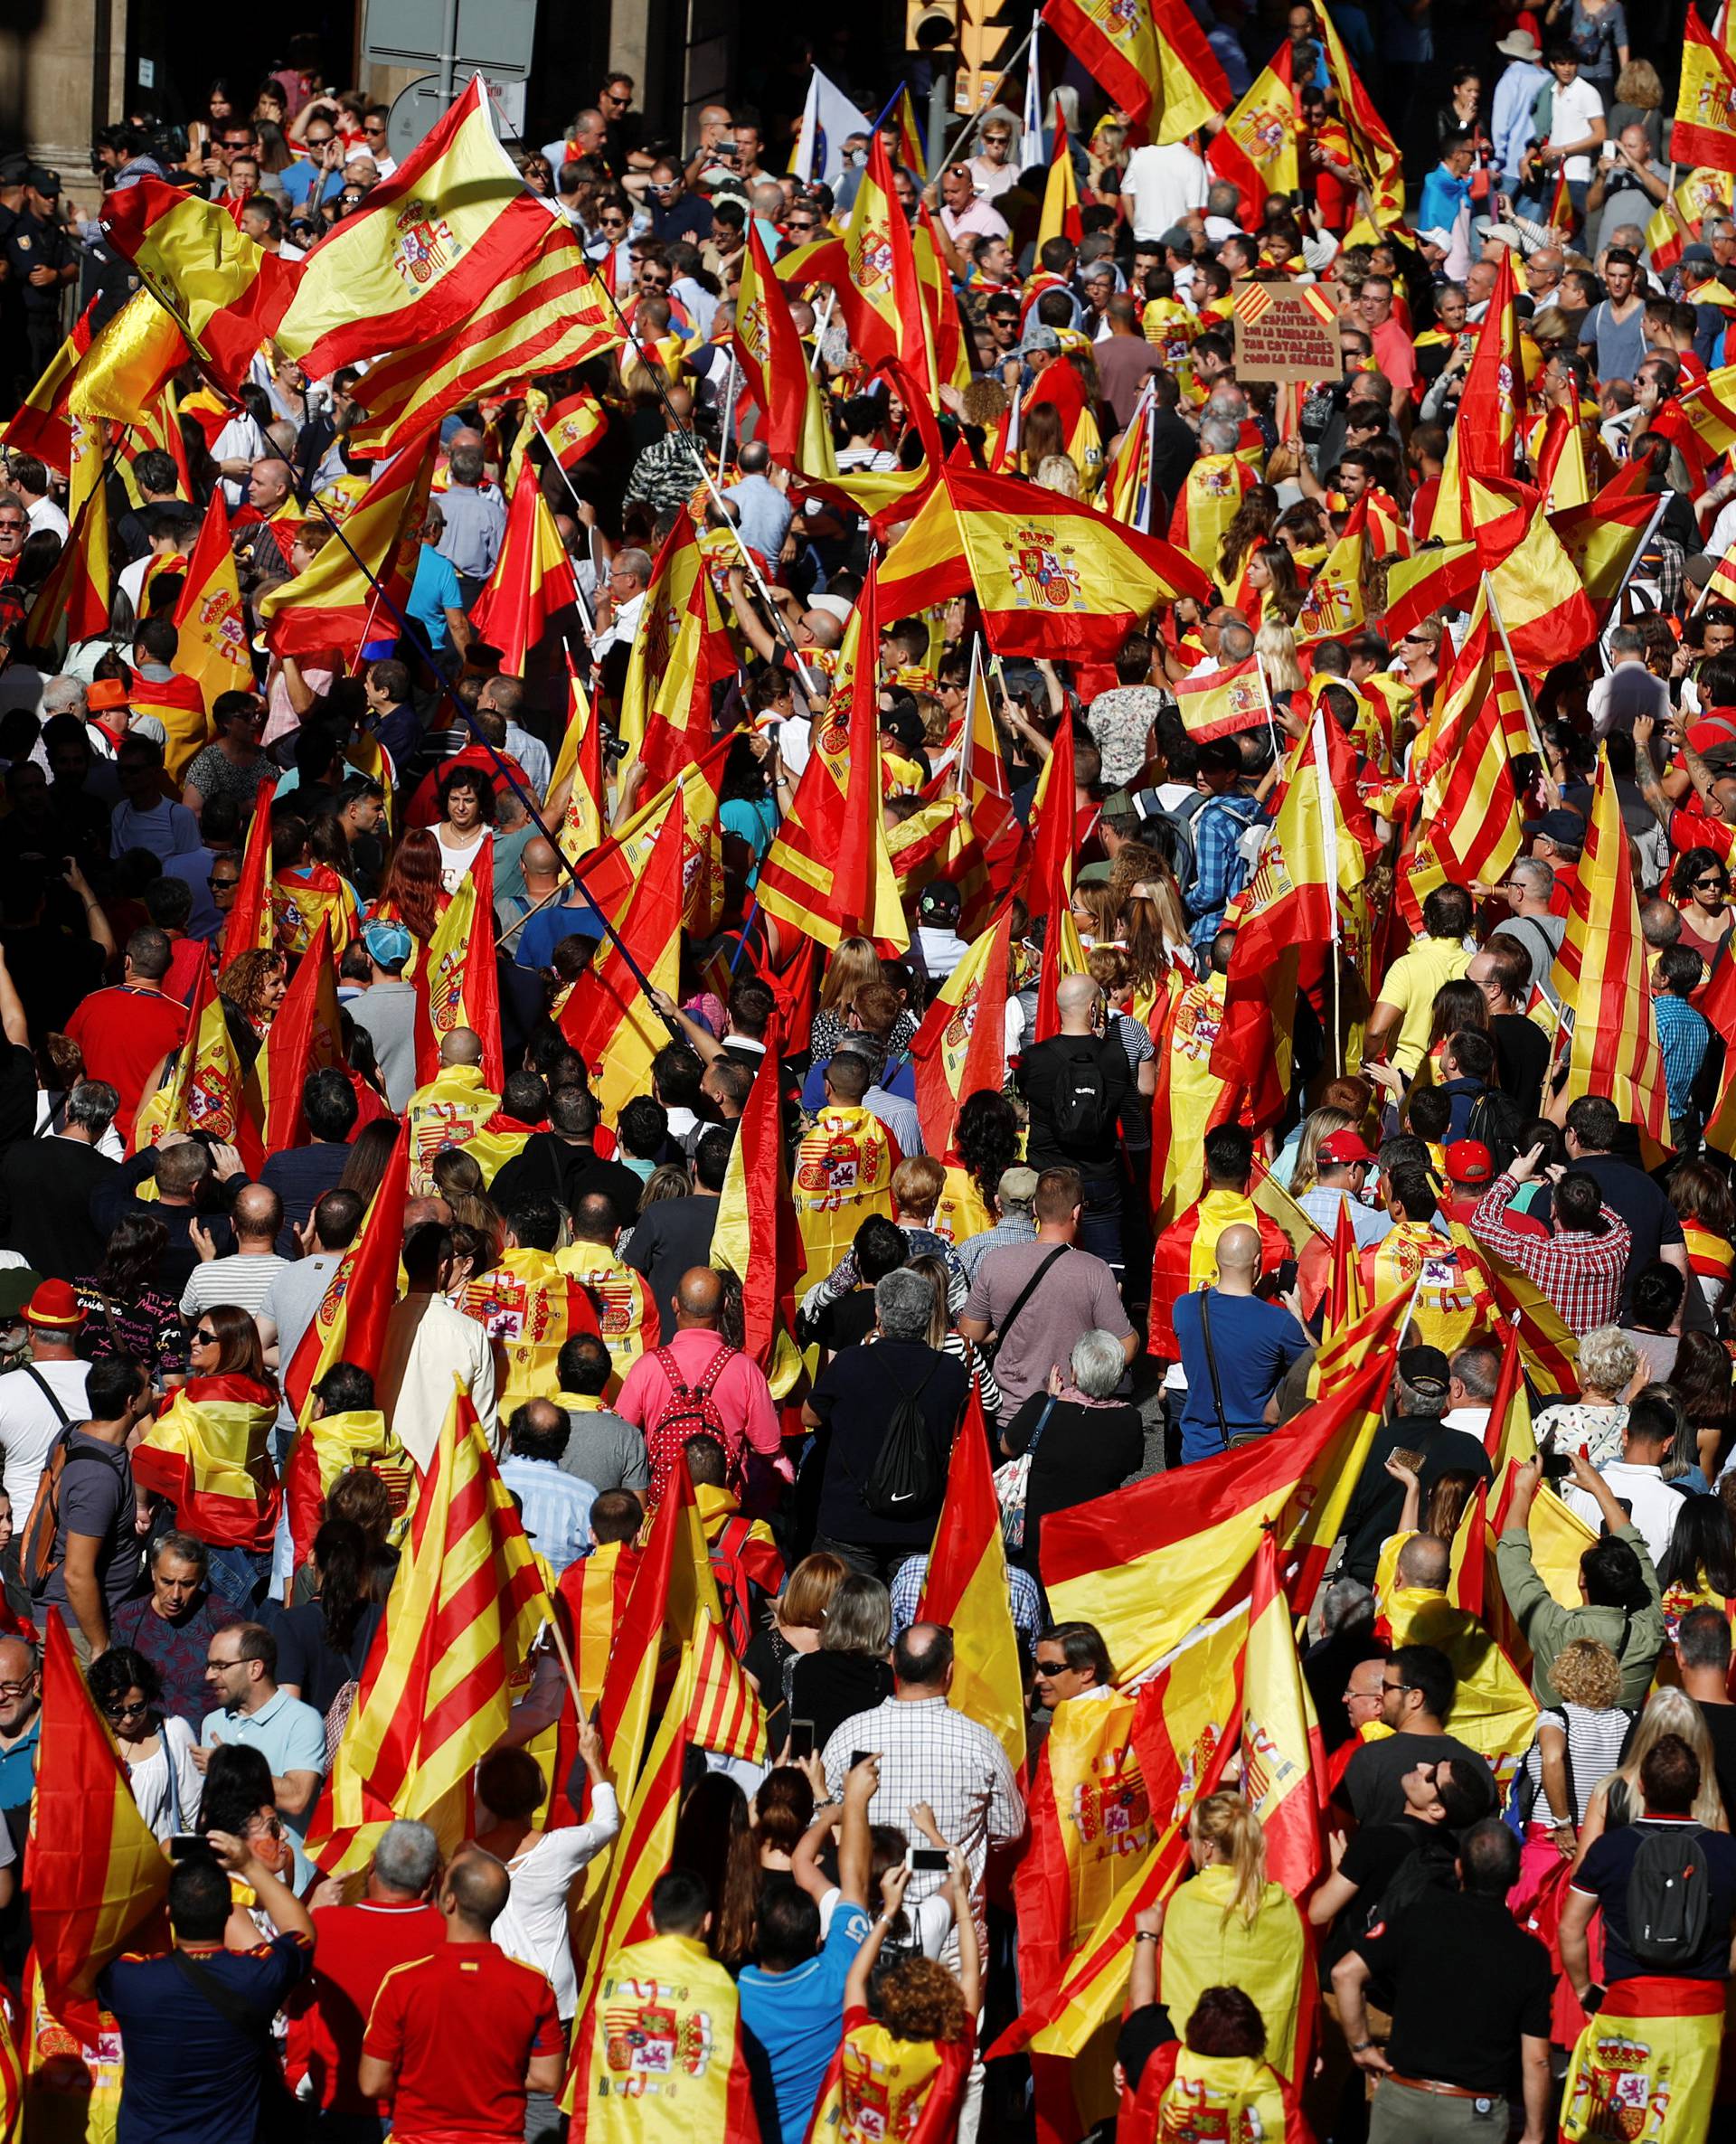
[789,68,873,186]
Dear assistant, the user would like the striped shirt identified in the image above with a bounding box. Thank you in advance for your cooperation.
[1524,1703,1634,1827]
[180,1253,291,1322]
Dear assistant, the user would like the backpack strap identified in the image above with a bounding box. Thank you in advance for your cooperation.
[653,1345,688,1394]
[693,1342,737,1398]
[19,1366,72,1431]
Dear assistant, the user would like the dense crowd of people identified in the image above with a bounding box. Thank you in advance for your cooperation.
[9,3,1736,2140]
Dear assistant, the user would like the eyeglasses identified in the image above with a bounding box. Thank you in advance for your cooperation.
[641,273,670,288]
[0,519,24,533]
[601,90,630,107]
[1696,877,1727,893]
[306,133,335,147]
[221,137,252,151]
[0,1680,33,1699]
[103,1698,149,1720]
[205,1655,240,1671]
[984,134,1011,146]
[1381,1678,1410,1695]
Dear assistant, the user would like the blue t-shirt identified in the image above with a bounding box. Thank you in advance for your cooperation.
[1174,1289,1310,1463]
[279,160,341,213]
[100,1932,312,2144]
[515,901,605,972]
[406,543,465,648]
[738,1900,872,2144]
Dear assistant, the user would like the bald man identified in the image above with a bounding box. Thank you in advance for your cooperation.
[245,458,296,523]
[405,1027,501,1195]
[510,838,607,972]
[180,1181,289,1321]
[360,1846,564,2126]
[1170,1221,1308,1462]
[614,1264,784,1503]
[1016,972,1132,1272]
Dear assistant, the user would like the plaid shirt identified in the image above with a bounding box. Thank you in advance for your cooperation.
[889,1553,1043,1648]
[1654,992,1712,1117]
[1468,1172,1633,1335]
[1186,792,1261,951]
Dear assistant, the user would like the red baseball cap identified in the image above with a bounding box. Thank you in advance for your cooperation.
[1317,1129,1375,1166]
[24,1279,84,1331]
[1445,1138,1495,1185]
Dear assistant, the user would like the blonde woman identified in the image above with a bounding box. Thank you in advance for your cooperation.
[1573,1685,1726,1864]
[1137,1792,1307,2083]
[1287,1105,1361,1197]
[811,939,914,1063]
[1511,1639,1630,1915]
[742,1553,848,1755]
[1255,619,1305,692]
[1035,452,1081,499]
[1533,1327,1637,1469]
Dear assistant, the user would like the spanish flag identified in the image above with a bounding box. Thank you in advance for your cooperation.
[1118,2046,1307,2144]
[572,735,733,939]
[1148,1188,1295,1359]
[1104,378,1160,536]
[1243,1528,1326,1894]
[1550,468,1661,609]
[1316,1,1405,230]
[1379,1579,1538,1795]
[415,843,504,1091]
[1173,653,1269,743]
[622,515,737,798]
[880,463,1210,660]
[223,777,277,960]
[259,435,436,662]
[132,959,262,1172]
[1675,9,1736,170]
[257,914,344,1155]
[1486,515,1599,677]
[1038,110,1084,250]
[1557,750,1670,1159]
[99,177,297,394]
[1167,450,1257,578]
[1042,0,1231,140]
[757,577,910,950]
[25,468,109,651]
[918,1384,1026,1771]
[1150,970,1241,1233]
[547,664,607,869]
[1382,538,1481,644]
[711,1036,807,1397]
[133,1373,279,1552]
[833,135,937,392]
[1294,499,1368,643]
[172,482,251,713]
[30,1612,171,2047]
[308,1383,552,1874]
[345,220,617,460]
[281,1406,409,1582]
[468,460,580,678]
[809,2017,968,2144]
[1561,1978,1724,2143]
[911,902,1014,1157]
[462,1248,601,1412]
[1207,45,1299,223]
[0,294,94,468]
[560,789,685,1124]
[914,199,973,396]
[1043,1344,1396,1685]
[734,221,827,468]
[283,1121,410,1423]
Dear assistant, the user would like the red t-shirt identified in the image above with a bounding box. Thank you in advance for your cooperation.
[287,1897,444,2113]
[1671,806,1736,863]
[63,985,189,1139]
[363,1941,562,2141]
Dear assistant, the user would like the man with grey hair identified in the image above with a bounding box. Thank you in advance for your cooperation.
[1488,856,1565,1007]
[434,435,506,599]
[590,545,652,660]
[802,1267,971,1580]
[1590,623,1669,738]
[1216,619,1256,666]
[0,1077,118,1280]
[956,1166,1039,1282]
[1197,415,1240,457]
[298,1817,444,2123]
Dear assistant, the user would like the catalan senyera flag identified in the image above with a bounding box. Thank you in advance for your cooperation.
[757,576,910,950]
[1242,1528,1326,1896]
[1416,629,1528,893]
[734,220,818,467]
[557,1537,639,1715]
[30,1612,171,2047]
[1037,111,1084,250]
[275,79,562,379]
[1294,498,1368,643]
[571,733,734,940]
[99,178,297,395]
[282,1121,410,1422]
[1104,377,1160,535]
[130,959,262,1171]
[1207,45,1299,223]
[1043,1344,1396,1685]
[1557,749,1670,1158]
[467,459,580,676]
[1173,653,1269,744]
[346,220,617,459]
[711,1034,808,1400]
[307,1383,552,1875]
[546,663,606,868]
[259,435,436,660]
[1042,0,1231,138]
[559,790,685,1124]
[0,295,94,468]
[1414,594,1531,782]
[917,1384,1027,1771]
[257,915,344,1154]
[131,1373,280,1553]
[172,482,252,713]
[878,462,1209,660]
[1484,514,1599,678]
[911,902,1014,1157]
[1675,8,1736,170]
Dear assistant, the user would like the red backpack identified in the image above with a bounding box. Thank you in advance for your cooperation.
[646,1343,740,1503]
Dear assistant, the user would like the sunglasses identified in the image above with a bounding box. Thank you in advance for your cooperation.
[364,122,387,135]
[0,520,24,533]
[600,216,627,230]
[306,134,335,146]
[103,1698,149,1721]
[193,1327,219,1346]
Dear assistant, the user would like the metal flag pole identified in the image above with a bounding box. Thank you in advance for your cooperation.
[300,489,677,1025]
[933,23,1040,177]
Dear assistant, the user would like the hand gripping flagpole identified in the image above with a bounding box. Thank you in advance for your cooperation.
[300,487,680,1034]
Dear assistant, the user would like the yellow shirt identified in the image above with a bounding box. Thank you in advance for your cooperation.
[1374,934,1472,1076]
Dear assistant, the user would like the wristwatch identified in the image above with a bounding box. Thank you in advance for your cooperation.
[1133,1931,1160,1945]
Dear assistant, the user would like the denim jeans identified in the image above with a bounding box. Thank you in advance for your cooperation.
[1075,1168,1124,1275]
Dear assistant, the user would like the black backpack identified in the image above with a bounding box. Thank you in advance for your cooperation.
[1626,1824,1712,1968]
[858,1359,943,1519]
[1051,1046,1114,1145]
[1129,787,1210,897]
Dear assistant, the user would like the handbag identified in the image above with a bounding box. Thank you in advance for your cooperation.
[994,1393,1058,1550]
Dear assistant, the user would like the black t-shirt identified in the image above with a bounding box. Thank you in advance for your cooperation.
[1700,1701,1736,1822]
[1325,1815,1452,1970]
[1573,1818,1736,1982]
[1491,1011,1550,1119]
[1339,1418,1492,1585]
[624,1195,721,1337]
[812,1289,879,1355]
[1343,1731,1497,1831]
[1001,1392,1146,1576]
[1353,1891,1553,2091]
[1016,1034,1131,1175]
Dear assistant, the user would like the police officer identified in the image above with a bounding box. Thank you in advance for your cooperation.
[5,167,77,387]
[0,156,28,416]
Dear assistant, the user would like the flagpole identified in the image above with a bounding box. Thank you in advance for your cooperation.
[1478,572,1551,766]
[526,414,599,638]
[590,276,820,694]
[1254,652,1281,758]
[807,291,835,377]
[298,491,680,1029]
[1310,707,1344,1081]
[717,350,741,483]
[1609,487,1674,622]
[934,22,1039,176]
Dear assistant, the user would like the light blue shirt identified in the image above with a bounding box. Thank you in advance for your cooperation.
[724,473,794,564]
[434,482,507,581]
[1492,61,1548,181]
[500,1457,597,1574]
[202,1687,329,1885]
[1297,1184,1394,1251]
[1418,165,1474,237]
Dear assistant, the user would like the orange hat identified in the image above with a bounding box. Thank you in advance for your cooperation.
[86,677,130,713]
[24,1279,84,1330]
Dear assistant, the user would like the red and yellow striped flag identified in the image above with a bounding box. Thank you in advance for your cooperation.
[621,515,737,798]
[281,1405,408,1582]
[711,1035,807,1396]
[1557,750,1670,1159]
[688,1609,769,1765]
[345,220,617,460]
[26,468,108,649]
[259,435,436,661]
[918,1383,1027,1771]
[415,842,504,1092]
[132,1373,280,1552]
[1675,8,1736,169]
[733,221,826,468]
[1173,653,1269,743]
[283,1122,410,1421]
[30,1610,171,2045]
[0,295,94,468]
[1317,0,1406,230]
[172,481,251,713]
[307,1383,552,1874]
[1037,110,1084,249]
[1295,498,1368,643]
[1043,1342,1397,1684]
[1042,0,1231,139]
[559,789,684,1123]
[546,660,606,868]
[556,1538,639,1715]
[224,778,277,961]
[758,576,910,950]
[1415,630,1528,893]
[467,459,580,677]
[910,902,1014,1157]
[1486,515,1599,677]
